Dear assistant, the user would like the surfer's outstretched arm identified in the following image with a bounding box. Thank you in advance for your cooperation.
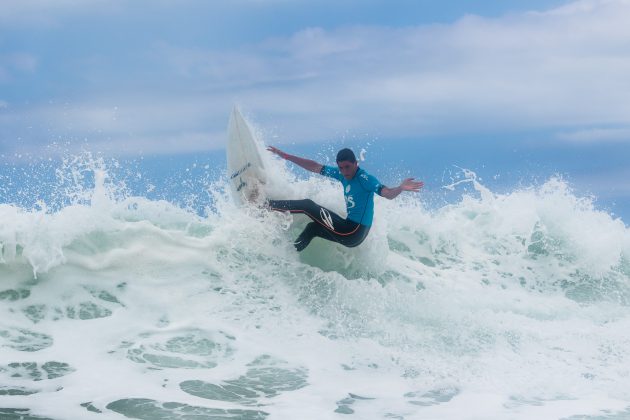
[380,178,424,200]
[267,146,323,174]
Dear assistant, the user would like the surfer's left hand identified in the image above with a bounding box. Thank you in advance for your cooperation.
[400,178,424,192]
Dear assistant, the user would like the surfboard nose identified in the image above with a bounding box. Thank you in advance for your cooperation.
[230,105,239,120]
[226,107,267,205]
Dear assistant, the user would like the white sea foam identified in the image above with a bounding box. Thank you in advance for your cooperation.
[1,153,629,420]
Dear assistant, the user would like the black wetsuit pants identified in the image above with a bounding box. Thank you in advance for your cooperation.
[268,199,370,251]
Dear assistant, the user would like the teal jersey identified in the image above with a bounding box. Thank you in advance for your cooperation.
[320,165,383,226]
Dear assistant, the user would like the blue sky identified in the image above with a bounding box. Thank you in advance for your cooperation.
[1,0,630,218]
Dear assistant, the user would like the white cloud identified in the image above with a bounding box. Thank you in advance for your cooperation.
[0,96,231,158]
[0,0,124,26]
[82,130,226,156]
[557,127,630,143]
[154,0,630,141]
[0,53,38,83]
[3,0,630,156]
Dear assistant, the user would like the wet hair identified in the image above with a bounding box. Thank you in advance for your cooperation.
[336,148,356,163]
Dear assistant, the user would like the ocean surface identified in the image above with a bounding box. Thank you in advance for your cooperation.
[1,137,630,419]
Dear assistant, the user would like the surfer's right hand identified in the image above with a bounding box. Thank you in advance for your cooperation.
[267,146,288,159]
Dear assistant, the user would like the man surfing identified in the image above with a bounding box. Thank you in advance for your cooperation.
[266,146,423,251]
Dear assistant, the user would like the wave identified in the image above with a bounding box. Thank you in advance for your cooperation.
[1,152,630,419]
[2,153,628,299]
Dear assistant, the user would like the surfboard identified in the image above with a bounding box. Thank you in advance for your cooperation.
[226,107,267,205]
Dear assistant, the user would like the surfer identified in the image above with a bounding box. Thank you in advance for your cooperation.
[266,146,423,251]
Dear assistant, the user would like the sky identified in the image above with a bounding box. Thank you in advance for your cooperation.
[1,0,630,217]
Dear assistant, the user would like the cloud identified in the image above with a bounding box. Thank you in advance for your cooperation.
[77,130,226,156]
[0,97,231,158]
[557,127,630,143]
[157,0,630,136]
[0,0,124,26]
[2,0,630,157]
[0,53,38,83]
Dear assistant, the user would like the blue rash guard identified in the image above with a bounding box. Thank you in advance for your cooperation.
[320,165,383,227]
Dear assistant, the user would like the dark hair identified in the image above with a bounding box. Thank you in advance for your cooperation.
[336,148,356,163]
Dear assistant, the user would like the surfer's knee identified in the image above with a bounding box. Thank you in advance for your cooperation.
[301,199,319,211]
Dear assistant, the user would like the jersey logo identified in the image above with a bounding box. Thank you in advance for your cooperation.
[361,173,369,180]
[320,208,335,230]
[345,185,351,193]
[345,195,355,209]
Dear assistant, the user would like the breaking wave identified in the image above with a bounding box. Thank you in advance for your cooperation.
[1,152,629,419]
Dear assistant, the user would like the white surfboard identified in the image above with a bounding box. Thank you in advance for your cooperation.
[226,107,267,204]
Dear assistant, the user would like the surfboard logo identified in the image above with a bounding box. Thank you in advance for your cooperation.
[230,162,251,180]
[320,208,335,230]
[236,177,247,192]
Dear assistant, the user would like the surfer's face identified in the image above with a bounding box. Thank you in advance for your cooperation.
[337,160,358,180]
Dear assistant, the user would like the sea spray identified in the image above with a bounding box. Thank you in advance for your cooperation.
[0,153,629,419]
